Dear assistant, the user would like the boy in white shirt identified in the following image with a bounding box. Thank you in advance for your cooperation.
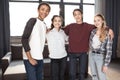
[22,2,51,80]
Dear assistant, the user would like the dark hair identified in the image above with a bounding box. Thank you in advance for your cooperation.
[50,15,63,30]
[73,9,83,15]
[38,2,51,11]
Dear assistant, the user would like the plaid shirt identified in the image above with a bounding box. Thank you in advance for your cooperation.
[89,29,113,66]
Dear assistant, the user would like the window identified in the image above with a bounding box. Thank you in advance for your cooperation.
[9,2,59,36]
[9,2,38,36]
[83,0,95,3]
[10,0,39,1]
[9,0,95,36]
[42,0,60,2]
[83,5,95,24]
[44,4,59,28]
[63,0,80,3]
[65,5,79,25]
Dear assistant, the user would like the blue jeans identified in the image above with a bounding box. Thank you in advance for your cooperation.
[24,60,43,80]
[51,57,67,80]
[69,52,88,80]
[89,52,106,80]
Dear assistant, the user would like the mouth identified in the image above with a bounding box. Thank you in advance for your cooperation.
[42,14,47,18]
[55,24,60,26]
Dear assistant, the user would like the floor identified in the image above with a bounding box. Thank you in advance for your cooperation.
[106,59,120,80]
[0,58,120,80]
[86,58,120,80]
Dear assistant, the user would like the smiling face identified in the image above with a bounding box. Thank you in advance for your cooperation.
[52,16,62,29]
[73,9,83,24]
[94,14,108,42]
[38,4,50,20]
[94,16,104,29]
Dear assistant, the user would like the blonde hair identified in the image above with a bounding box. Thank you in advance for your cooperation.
[95,14,109,42]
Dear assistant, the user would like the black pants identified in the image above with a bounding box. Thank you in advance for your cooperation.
[69,52,88,80]
[51,57,67,80]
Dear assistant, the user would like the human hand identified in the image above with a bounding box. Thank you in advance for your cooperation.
[108,29,114,40]
[46,28,51,33]
[29,58,37,66]
[102,66,108,73]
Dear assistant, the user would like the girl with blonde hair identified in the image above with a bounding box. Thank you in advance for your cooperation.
[88,14,113,80]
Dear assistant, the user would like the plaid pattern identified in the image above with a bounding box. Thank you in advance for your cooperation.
[89,29,113,66]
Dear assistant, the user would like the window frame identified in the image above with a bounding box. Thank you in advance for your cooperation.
[9,0,95,36]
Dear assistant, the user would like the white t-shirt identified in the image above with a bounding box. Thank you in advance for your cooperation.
[92,34,101,49]
[23,18,46,60]
[46,28,68,59]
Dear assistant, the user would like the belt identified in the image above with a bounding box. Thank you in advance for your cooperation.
[92,51,101,54]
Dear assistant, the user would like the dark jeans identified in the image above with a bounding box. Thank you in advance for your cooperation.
[51,57,67,80]
[69,52,88,80]
[24,60,43,80]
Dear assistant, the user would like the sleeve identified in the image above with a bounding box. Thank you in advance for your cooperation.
[63,24,70,35]
[104,35,113,66]
[63,31,69,41]
[89,24,96,30]
[21,18,36,52]
[89,29,95,49]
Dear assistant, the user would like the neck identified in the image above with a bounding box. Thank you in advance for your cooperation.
[38,17,43,21]
[55,27,60,31]
[96,28,101,36]
[97,27,101,31]
[76,20,83,24]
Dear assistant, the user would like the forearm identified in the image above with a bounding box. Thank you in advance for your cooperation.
[21,37,31,52]
[26,51,32,60]
[104,37,113,66]
[26,51,37,65]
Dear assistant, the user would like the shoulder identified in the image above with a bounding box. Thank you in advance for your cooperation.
[47,29,55,34]
[82,22,95,31]
[63,23,74,30]
[29,18,36,22]
[60,29,64,32]
[27,18,37,24]
[91,28,96,33]
[60,29,66,33]
[83,22,95,27]
[65,23,76,27]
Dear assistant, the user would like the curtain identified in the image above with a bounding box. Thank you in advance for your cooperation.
[0,0,10,64]
[105,0,120,58]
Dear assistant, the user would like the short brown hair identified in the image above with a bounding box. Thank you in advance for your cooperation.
[73,9,83,15]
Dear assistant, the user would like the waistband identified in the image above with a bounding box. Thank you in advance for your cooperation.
[92,51,101,54]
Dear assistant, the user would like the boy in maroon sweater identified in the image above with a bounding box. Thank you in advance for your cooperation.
[64,9,114,80]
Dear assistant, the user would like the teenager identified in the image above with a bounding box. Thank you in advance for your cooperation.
[63,9,114,80]
[46,15,68,80]
[88,14,113,80]
[22,2,51,80]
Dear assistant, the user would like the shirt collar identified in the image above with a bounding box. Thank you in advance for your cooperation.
[52,28,62,32]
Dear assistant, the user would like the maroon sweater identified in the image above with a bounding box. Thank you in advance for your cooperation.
[64,22,95,53]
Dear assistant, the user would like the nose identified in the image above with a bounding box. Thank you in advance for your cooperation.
[43,10,48,14]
